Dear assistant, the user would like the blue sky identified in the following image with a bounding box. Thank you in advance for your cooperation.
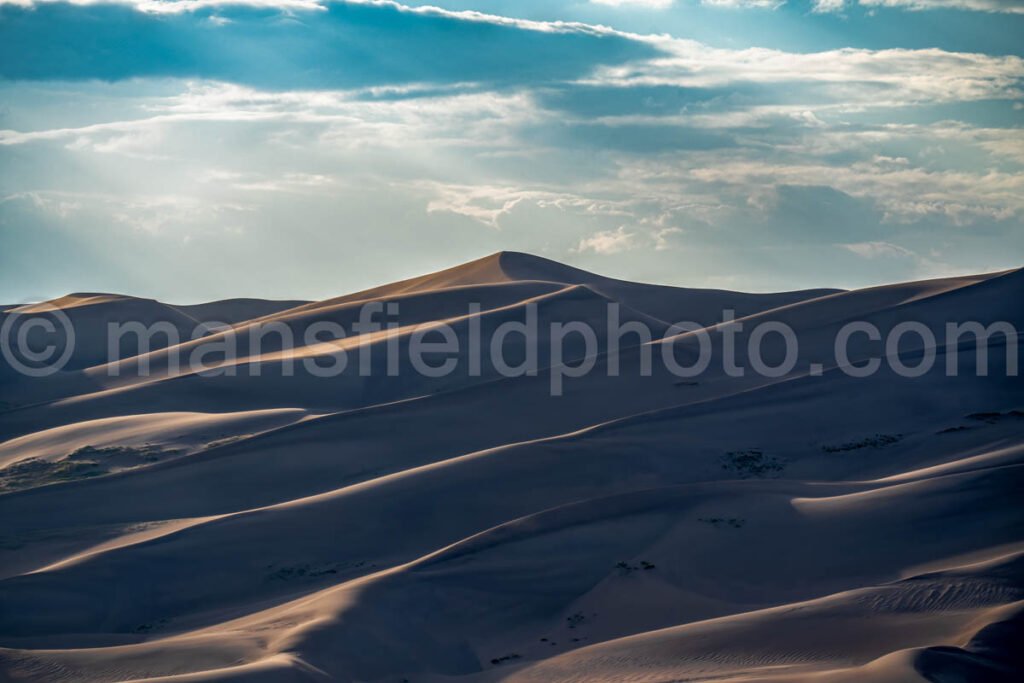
[1,0,1022,302]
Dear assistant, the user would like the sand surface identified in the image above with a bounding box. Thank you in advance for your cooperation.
[0,252,1021,682]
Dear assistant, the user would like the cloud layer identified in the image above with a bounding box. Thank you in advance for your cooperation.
[0,1,660,89]
[817,0,1024,13]
[1,0,1022,300]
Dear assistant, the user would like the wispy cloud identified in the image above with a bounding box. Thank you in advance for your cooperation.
[841,241,917,259]
[587,41,1024,104]
[814,0,1024,13]
[701,0,785,8]
[575,226,640,254]
[590,0,675,8]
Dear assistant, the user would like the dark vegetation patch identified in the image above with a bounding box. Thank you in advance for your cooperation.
[938,411,1024,434]
[698,517,745,529]
[567,612,595,629]
[68,444,179,466]
[264,560,375,582]
[135,618,169,633]
[822,434,902,453]
[490,653,520,665]
[967,410,1024,424]
[203,435,245,449]
[0,445,182,493]
[937,425,971,434]
[721,450,785,478]
[268,565,338,581]
[0,536,25,550]
[615,560,656,575]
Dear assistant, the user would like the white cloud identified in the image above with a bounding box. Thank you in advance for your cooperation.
[812,0,847,11]
[424,184,534,229]
[588,41,1024,105]
[841,241,917,259]
[0,0,328,12]
[654,226,684,250]
[815,0,1024,12]
[701,0,785,8]
[575,226,640,254]
[645,155,1024,224]
[4,71,1021,237]
[590,0,675,8]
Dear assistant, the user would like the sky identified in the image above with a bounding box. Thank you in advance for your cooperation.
[1,0,1022,303]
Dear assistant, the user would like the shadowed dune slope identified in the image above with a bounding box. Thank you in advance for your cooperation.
[0,254,1020,682]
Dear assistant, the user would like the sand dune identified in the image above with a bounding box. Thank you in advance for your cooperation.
[0,253,1020,682]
